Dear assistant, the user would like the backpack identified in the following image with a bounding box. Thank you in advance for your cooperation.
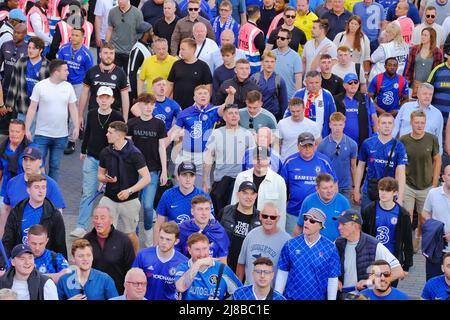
[375,73,405,98]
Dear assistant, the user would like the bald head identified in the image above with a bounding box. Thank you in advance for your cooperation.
[14,23,27,32]
[256,127,273,147]
[125,268,147,283]
[193,22,207,42]
[13,23,27,44]
[221,29,235,45]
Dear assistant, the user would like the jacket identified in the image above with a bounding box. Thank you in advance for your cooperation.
[84,225,135,295]
[170,16,215,55]
[5,56,50,114]
[335,232,379,283]
[405,45,443,83]
[361,201,413,271]
[219,203,261,240]
[214,75,260,109]
[421,218,446,264]
[2,198,67,258]
[231,168,287,231]
[0,267,50,300]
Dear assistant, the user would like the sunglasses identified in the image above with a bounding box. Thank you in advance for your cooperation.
[426,14,435,18]
[335,144,341,156]
[348,81,359,85]
[249,117,254,129]
[276,36,289,41]
[188,7,199,11]
[254,269,274,274]
[370,272,392,278]
[284,14,296,19]
[121,13,125,23]
[303,216,320,224]
[261,214,278,220]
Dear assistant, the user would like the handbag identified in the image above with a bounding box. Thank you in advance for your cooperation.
[367,139,397,201]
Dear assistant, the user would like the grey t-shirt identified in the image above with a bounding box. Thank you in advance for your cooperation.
[238,226,291,285]
[108,6,143,53]
[343,240,358,289]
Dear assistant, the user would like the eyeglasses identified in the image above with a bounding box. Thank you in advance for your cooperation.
[276,36,289,41]
[188,7,199,11]
[249,117,254,129]
[284,14,296,19]
[335,144,341,156]
[261,214,278,220]
[254,269,274,274]
[126,281,147,288]
[426,14,435,18]
[370,272,392,278]
[303,216,320,224]
[348,81,359,85]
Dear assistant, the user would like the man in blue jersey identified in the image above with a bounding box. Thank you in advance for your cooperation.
[153,162,214,245]
[352,0,387,53]
[354,112,408,210]
[368,57,409,117]
[167,84,236,188]
[176,195,229,263]
[175,233,242,300]
[275,207,341,300]
[232,257,286,300]
[0,146,65,237]
[421,252,450,300]
[281,131,337,235]
[132,221,188,300]
[294,173,350,241]
[56,28,94,154]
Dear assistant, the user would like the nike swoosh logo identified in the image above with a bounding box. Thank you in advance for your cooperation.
[170,205,178,208]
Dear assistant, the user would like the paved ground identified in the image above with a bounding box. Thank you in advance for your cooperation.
[57,143,426,300]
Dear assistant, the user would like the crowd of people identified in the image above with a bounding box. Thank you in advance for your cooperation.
[0,0,448,301]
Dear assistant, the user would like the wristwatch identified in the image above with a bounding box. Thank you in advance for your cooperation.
[128,189,134,195]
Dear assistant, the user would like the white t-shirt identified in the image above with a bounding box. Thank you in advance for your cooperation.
[94,0,117,40]
[30,79,77,138]
[278,116,321,161]
[424,186,450,252]
[331,61,366,84]
[12,278,59,300]
[195,38,219,74]
[302,37,337,73]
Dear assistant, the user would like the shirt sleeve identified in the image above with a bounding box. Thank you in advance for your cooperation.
[375,243,401,268]
[44,279,59,300]
[94,0,105,16]
[237,235,249,265]
[294,54,303,74]
[277,242,291,272]
[30,82,41,103]
[68,84,77,104]
[368,77,377,94]
[371,45,386,64]
[47,178,66,209]
[156,192,169,216]
[357,140,368,162]
[174,261,189,282]
[104,275,119,299]
[350,140,357,158]
[396,141,408,165]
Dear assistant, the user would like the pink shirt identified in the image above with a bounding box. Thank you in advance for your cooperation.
[397,16,414,45]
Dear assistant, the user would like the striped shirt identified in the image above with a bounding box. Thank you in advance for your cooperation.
[428,63,450,118]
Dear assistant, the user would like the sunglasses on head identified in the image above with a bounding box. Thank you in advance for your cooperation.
[335,144,341,156]
[249,117,254,129]
[303,216,320,224]
[261,214,277,220]
[188,7,199,11]
[426,14,435,18]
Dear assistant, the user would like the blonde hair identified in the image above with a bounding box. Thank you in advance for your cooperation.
[385,22,405,45]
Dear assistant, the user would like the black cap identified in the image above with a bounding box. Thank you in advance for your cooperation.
[297,132,315,146]
[177,162,196,175]
[238,181,257,193]
[11,244,33,259]
[252,146,269,160]
[332,209,363,225]
[23,146,42,160]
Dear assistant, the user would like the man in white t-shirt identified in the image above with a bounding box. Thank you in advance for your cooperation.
[193,22,219,73]
[0,244,58,300]
[94,0,117,57]
[331,46,367,92]
[302,19,337,73]
[278,97,321,161]
[25,59,78,182]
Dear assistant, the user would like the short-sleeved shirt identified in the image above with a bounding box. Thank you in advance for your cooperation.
[167,59,213,109]
[317,134,358,190]
[321,10,352,40]
[273,48,303,100]
[357,136,408,193]
[153,98,182,131]
[83,65,129,111]
[281,152,337,215]
[4,173,65,208]
[139,55,178,94]
[156,186,214,223]
[35,249,69,274]
[352,2,385,41]
[127,117,167,171]
[175,104,221,153]
[375,202,400,254]
[238,109,278,132]
[94,0,115,40]
[421,275,450,300]
[368,73,408,112]
[297,192,351,241]
[175,260,242,300]
[360,287,409,300]
[107,6,143,54]
[132,246,188,300]
[293,11,318,40]
[56,44,94,85]
[268,26,307,53]
[278,235,341,300]
[423,186,450,252]
[302,38,337,73]
[232,285,286,300]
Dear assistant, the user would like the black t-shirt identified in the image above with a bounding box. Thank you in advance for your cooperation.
[321,74,344,96]
[98,142,147,202]
[268,26,307,52]
[127,117,168,171]
[167,59,212,108]
[83,65,129,111]
[153,17,179,55]
[228,209,254,272]
[253,174,266,192]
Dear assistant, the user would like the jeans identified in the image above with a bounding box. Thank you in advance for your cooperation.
[139,171,160,231]
[77,156,100,230]
[34,135,68,181]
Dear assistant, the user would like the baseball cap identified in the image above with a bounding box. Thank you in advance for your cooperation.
[23,146,42,160]
[332,209,363,225]
[11,244,33,259]
[343,73,359,84]
[9,9,27,22]
[136,21,152,38]
[97,86,114,96]
[178,162,196,175]
[303,208,327,227]
[297,132,315,146]
[252,146,269,160]
[238,181,257,193]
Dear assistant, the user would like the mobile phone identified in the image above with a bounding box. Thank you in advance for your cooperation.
[105,174,113,180]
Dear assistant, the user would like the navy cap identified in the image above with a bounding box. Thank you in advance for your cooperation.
[23,146,42,160]
[238,181,257,193]
[11,244,33,259]
[178,162,196,175]
[343,73,359,84]
[333,209,363,225]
